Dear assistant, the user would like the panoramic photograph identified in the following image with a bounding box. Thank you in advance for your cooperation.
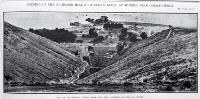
[3,12,198,93]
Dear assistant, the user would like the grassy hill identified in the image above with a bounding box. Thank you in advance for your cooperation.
[3,22,87,85]
[76,28,197,92]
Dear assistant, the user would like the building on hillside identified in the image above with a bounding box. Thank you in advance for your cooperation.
[103,22,123,29]
[70,22,80,26]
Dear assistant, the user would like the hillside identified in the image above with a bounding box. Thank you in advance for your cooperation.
[76,28,197,92]
[3,22,87,85]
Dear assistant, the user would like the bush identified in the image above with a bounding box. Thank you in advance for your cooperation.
[4,45,7,49]
[181,81,192,89]
[164,85,174,91]
[128,32,138,42]
[119,34,126,41]
[89,28,98,38]
[118,28,128,41]
[82,34,89,38]
[4,75,12,81]
[86,18,95,23]
[91,36,104,43]
[76,40,83,43]
[88,46,94,51]
[95,19,104,24]
[116,43,124,55]
[100,16,109,23]
[92,79,99,84]
[28,28,34,32]
[72,50,79,56]
[121,28,128,35]
[82,56,90,64]
[140,32,148,39]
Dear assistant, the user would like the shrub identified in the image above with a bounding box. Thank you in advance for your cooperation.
[88,46,94,51]
[92,36,104,43]
[164,85,174,91]
[100,16,109,23]
[181,81,192,89]
[4,75,12,81]
[4,45,7,49]
[82,56,90,63]
[89,28,98,38]
[86,18,95,23]
[95,19,104,24]
[121,28,128,35]
[140,32,148,39]
[73,50,79,56]
[82,34,88,38]
[92,79,99,85]
[76,40,83,43]
[118,28,128,40]
[21,37,26,40]
[116,43,124,55]
[128,32,138,42]
[119,34,126,41]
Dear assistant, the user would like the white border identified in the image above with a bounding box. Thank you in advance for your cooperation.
[0,1,200,99]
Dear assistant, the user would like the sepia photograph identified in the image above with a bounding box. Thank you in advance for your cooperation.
[3,12,198,93]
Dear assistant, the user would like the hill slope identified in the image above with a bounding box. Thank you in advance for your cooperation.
[77,28,197,91]
[4,22,87,84]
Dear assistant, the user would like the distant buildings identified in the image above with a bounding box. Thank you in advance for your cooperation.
[103,22,123,29]
[70,22,81,26]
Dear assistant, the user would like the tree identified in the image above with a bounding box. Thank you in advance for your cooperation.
[86,18,91,21]
[140,32,148,39]
[119,34,126,41]
[92,36,104,43]
[116,43,124,56]
[28,28,34,32]
[89,28,98,38]
[30,28,77,43]
[73,50,80,56]
[76,40,83,43]
[82,56,90,63]
[4,75,12,81]
[88,46,94,52]
[121,28,128,35]
[100,16,109,23]
[119,28,128,41]
[86,18,95,23]
[95,19,104,24]
[128,32,138,42]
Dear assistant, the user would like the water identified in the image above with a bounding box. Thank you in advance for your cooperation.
[4,84,143,93]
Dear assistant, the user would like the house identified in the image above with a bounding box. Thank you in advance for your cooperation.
[70,22,80,26]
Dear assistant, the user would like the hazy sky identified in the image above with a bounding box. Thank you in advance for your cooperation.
[4,12,197,29]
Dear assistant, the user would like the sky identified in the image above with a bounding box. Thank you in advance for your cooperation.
[4,12,197,29]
